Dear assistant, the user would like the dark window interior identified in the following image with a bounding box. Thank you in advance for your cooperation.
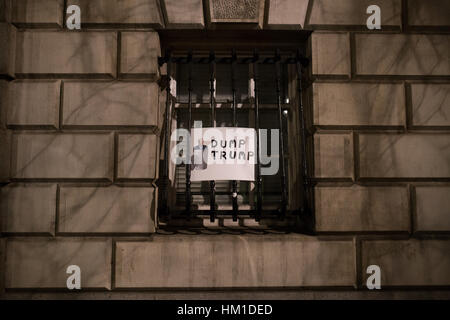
[158,30,313,227]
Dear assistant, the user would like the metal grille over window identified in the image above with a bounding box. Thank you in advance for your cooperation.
[157,48,311,227]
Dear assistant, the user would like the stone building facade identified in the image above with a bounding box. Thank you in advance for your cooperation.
[0,0,449,299]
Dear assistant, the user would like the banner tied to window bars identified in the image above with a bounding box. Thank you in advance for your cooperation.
[189,127,256,182]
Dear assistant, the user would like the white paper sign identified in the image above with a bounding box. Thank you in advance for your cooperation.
[190,127,256,181]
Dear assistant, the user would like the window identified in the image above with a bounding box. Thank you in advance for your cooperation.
[157,31,312,229]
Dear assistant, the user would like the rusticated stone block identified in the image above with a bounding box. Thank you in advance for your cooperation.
[115,235,355,288]
[120,32,160,79]
[411,84,450,127]
[408,0,450,27]
[12,0,63,27]
[117,134,158,179]
[313,83,405,126]
[311,33,350,76]
[67,0,163,27]
[59,186,155,233]
[5,238,112,289]
[1,81,10,182]
[0,0,11,22]
[162,0,204,28]
[266,0,309,29]
[0,238,4,293]
[415,186,450,231]
[63,82,159,127]
[315,185,409,232]
[15,31,117,77]
[0,22,16,77]
[0,129,10,182]
[0,80,7,127]
[11,133,114,179]
[1,184,56,234]
[314,133,353,179]
[308,0,401,28]
[355,34,449,76]
[362,240,450,286]
[7,81,60,128]
[359,134,450,178]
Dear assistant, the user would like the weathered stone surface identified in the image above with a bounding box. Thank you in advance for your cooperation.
[311,33,350,76]
[359,134,450,178]
[210,0,260,21]
[308,0,401,27]
[0,84,7,179]
[5,238,112,289]
[63,82,159,127]
[59,186,155,233]
[120,32,160,78]
[115,235,355,288]
[355,34,449,76]
[0,80,7,127]
[408,0,450,27]
[0,22,16,77]
[207,0,264,28]
[266,0,309,29]
[162,0,204,28]
[12,0,63,27]
[0,0,11,22]
[11,133,114,179]
[362,240,450,286]
[15,31,117,77]
[411,84,450,127]
[117,134,158,179]
[0,238,4,294]
[313,83,405,126]
[1,184,56,234]
[315,185,409,232]
[7,81,60,127]
[314,133,353,179]
[67,0,163,27]
[0,129,10,182]
[415,186,450,231]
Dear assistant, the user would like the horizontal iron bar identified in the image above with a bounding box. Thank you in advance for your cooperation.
[167,209,299,218]
[161,55,309,66]
[176,193,283,197]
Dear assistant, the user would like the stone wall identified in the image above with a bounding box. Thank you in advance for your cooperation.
[0,0,449,299]
[307,0,450,294]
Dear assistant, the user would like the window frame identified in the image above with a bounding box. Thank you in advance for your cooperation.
[157,30,313,229]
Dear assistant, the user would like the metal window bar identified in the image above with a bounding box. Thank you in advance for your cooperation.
[274,49,288,219]
[252,50,263,221]
[231,49,239,221]
[295,49,312,219]
[185,51,193,217]
[157,50,172,219]
[208,51,217,223]
[158,49,309,222]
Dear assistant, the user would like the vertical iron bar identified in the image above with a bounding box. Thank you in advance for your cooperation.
[185,51,193,217]
[275,49,287,219]
[296,49,311,216]
[231,49,239,221]
[209,51,216,223]
[158,50,172,218]
[252,50,263,221]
